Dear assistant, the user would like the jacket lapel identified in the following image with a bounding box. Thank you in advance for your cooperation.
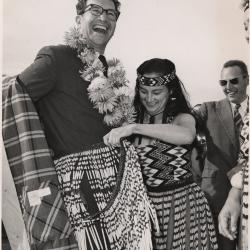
[216,99,238,149]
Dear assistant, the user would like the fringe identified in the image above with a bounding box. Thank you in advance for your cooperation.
[55,141,157,250]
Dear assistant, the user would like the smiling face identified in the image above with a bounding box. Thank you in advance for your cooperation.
[220,66,248,104]
[76,0,117,54]
[139,72,170,116]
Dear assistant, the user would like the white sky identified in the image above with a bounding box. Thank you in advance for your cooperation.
[3,0,249,105]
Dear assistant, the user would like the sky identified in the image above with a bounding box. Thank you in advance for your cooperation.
[3,0,249,105]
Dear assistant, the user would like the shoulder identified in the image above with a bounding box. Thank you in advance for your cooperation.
[35,45,78,71]
[36,45,76,59]
[202,99,228,109]
[199,100,220,114]
[201,101,215,108]
[173,113,195,125]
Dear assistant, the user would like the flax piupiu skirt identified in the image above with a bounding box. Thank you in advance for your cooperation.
[148,182,218,250]
[54,140,156,250]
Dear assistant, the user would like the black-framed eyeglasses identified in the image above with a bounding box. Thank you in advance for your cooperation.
[83,4,119,21]
[219,75,247,86]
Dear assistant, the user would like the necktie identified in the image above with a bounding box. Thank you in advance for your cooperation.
[98,55,108,77]
[234,104,243,149]
[234,104,243,132]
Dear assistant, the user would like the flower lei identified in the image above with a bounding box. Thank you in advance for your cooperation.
[64,27,136,127]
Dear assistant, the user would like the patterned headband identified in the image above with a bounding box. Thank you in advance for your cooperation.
[137,70,176,86]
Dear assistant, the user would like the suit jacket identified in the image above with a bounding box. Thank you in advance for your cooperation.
[198,99,238,215]
[18,45,110,159]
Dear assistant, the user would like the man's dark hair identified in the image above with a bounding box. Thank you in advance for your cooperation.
[76,0,121,15]
[223,60,248,76]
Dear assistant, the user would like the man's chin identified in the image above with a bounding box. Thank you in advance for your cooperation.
[227,97,236,103]
[92,33,110,44]
[227,96,240,104]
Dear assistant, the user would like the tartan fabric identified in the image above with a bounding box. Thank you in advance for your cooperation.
[2,76,78,249]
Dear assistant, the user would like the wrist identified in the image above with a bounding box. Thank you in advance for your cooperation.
[228,187,242,203]
[131,123,139,134]
[230,171,243,189]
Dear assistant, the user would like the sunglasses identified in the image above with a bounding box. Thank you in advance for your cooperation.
[219,75,247,86]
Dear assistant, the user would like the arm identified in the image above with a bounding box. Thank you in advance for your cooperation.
[17,46,57,101]
[227,164,243,189]
[103,113,196,146]
[192,103,207,124]
[218,187,242,240]
[190,147,203,186]
[190,103,208,178]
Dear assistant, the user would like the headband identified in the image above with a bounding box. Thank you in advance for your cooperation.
[137,70,176,86]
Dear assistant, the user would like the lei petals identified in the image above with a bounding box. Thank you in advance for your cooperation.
[95,96,118,114]
[65,27,136,127]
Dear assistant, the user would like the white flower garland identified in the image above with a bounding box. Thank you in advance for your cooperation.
[65,27,136,127]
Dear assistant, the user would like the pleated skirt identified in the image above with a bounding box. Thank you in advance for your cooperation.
[148,182,218,250]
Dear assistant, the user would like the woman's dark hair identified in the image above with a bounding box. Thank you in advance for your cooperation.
[134,58,191,123]
[76,0,121,15]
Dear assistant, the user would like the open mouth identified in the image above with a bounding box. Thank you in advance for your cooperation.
[93,24,108,34]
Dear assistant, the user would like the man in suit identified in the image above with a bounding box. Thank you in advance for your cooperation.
[218,1,249,249]
[197,59,249,249]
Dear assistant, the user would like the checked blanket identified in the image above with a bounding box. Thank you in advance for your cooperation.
[2,76,78,249]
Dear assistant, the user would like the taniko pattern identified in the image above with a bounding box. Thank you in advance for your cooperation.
[137,140,193,190]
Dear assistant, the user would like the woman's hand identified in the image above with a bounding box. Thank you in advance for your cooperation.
[103,124,136,146]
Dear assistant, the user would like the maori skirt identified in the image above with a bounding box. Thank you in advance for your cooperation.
[136,141,218,250]
[54,140,157,250]
[148,183,218,250]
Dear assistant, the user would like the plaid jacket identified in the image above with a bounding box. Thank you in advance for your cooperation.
[2,76,78,249]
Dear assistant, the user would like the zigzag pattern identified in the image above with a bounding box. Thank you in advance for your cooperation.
[137,141,192,188]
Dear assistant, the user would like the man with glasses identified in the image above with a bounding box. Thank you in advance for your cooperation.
[3,0,122,249]
[195,60,248,250]
[218,1,249,249]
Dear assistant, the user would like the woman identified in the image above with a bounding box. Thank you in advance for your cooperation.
[104,58,218,250]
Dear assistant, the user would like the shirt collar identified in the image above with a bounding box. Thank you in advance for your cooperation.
[230,96,249,116]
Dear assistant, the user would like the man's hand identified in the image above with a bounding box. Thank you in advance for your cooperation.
[218,187,241,240]
[103,124,136,146]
